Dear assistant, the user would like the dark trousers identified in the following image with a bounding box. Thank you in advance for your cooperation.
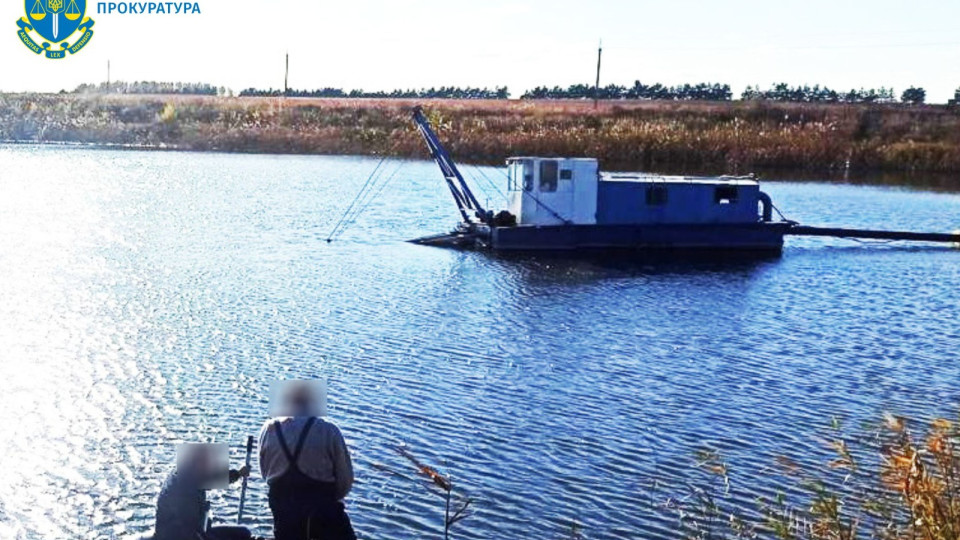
[268,485,356,540]
[206,526,252,540]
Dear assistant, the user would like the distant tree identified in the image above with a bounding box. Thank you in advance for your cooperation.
[949,87,960,107]
[901,86,926,105]
[741,85,760,100]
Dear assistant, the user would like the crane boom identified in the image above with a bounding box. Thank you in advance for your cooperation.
[411,106,488,224]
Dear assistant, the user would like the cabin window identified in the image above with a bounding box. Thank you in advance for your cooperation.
[560,169,573,180]
[714,186,739,204]
[509,162,529,191]
[508,163,520,191]
[645,186,668,205]
[539,161,558,192]
[515,160,533,191]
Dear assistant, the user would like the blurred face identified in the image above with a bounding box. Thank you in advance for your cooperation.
[176,443,228,489]
[270,379,327,417]
[286,384,313,413]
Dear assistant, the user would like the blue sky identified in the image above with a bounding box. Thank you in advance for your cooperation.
[3,0,959,101]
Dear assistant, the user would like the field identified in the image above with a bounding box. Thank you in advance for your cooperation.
[2,94,960,180]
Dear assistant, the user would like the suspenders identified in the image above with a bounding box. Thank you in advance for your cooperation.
[273,416,318,473]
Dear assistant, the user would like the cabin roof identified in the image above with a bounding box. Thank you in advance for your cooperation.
[600,173,759,186]
[506,156,599,162]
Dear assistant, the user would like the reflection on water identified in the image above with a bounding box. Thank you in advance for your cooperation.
[0,145,959,539]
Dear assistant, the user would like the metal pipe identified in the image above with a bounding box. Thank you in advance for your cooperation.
[758,191,773,222]
[787,225,960,244]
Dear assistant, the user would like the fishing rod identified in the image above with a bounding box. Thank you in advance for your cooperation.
[237,436,254,524]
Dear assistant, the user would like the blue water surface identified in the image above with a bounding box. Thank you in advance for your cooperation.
[0,145,958,539]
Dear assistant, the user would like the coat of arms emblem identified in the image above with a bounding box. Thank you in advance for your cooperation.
[16,0,95,58]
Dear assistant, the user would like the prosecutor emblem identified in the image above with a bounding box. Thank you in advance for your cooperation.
[16,0,95,58]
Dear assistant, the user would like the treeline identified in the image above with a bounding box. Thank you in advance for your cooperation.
[521,82,733,101]
[742,83,903,103]
[521,82,934,104]
[237,86,510,99]
[73,81,226,96]
[65,80,953,105]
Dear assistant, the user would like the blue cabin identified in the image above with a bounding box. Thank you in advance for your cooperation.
[505,157,773,227]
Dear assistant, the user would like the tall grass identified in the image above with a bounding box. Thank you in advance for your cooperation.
[2,94,960,177]
[663,413,960,540]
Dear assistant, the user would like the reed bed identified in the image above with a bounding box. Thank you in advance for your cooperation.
[2,94,960,177]
[667,413,960,540]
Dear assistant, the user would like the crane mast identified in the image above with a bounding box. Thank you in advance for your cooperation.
[411,107,489,225]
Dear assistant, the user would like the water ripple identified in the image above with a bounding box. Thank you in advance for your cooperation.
[0,146,959,539]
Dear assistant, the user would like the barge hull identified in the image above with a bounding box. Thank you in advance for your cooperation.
[490,222,791,253]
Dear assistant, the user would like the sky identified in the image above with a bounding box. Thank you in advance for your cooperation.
[2,0,959,102]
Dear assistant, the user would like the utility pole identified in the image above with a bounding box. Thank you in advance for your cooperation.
[284,52,289,96]
[106,59,110,87]
[594,40,602,109]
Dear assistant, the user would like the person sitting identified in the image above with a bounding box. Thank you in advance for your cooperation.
[154,443,252,540]
[259,381,356,540]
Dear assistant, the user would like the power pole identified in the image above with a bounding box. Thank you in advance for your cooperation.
[594,40,602,109]
[106,59,110,87]
[284,52,289,96]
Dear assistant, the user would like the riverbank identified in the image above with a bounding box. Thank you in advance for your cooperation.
[2,94,960,180]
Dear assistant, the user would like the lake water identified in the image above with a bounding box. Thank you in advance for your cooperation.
[1,145,959,540]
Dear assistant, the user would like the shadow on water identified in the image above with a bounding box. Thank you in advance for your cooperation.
[485,249,782,280]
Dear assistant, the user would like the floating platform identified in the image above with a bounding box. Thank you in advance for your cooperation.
[409,106,960,256]
[411,222,960,254]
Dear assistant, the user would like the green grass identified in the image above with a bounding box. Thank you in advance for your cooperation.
[2,94,960,181]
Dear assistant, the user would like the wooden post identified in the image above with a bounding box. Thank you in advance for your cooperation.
[284,52,289,96]
[594,40,602,109]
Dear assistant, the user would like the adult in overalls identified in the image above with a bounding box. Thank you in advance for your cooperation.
[259,382,356,540]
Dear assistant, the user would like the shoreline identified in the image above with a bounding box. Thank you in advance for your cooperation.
[2,94,959,189]
[4,137,958,193]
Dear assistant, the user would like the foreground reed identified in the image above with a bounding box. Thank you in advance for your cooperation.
[2,94,960,179]
[372,410,958,539]
[373,445,473,539]
[668,412,960,540]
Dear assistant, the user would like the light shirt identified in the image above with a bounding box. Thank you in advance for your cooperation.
[258,416,354,500]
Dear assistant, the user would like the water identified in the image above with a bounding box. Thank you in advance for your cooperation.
[0,145,959,540]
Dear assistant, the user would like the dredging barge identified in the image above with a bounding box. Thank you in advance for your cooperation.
[410,107,959,254]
